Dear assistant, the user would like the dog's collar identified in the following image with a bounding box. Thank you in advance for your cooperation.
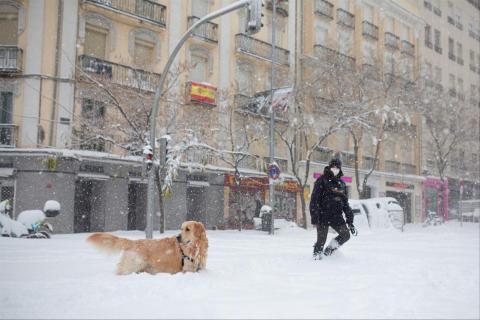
[176,234,196,268]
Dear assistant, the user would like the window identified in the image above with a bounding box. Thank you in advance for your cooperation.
[449,73,455,89]
[337,30,352,55]
[448,37,454,60]
[190,48,210,82]
[471,84,477,98]
[384,52,395,73]
[84,25,107,58]
[82,98,105,119]
[385,16,394,33]
[192,0,210,17]
[434,66,442,82]
[134,38,154,69]
[363,42,374,64]
[363,4,373,23]
[434,29,441,50]
[470,50,475,66]
[0,92,13,124]
[400,24,409,41]
[315,25,328,45]
[424,0,432,10]
[457,78,464,94]
[425,62,432,78]
[0,9,18,45]
[425,25,432,47]
[236,62,254,96]
[456,42,463,63]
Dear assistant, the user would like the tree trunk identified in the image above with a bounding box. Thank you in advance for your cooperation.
[154,169,165,233]
[299,185,307,228]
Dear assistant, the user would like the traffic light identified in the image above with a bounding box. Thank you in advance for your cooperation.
[143,145,153,171]
[245,0,264,35]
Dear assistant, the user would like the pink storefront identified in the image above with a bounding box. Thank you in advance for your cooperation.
[422,177,449,220]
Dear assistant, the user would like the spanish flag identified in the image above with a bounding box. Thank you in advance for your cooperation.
[190,81,216,106]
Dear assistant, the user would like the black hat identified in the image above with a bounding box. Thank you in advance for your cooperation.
[329,158,342,168]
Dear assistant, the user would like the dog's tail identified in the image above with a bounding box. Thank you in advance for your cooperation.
[87,233,134,253]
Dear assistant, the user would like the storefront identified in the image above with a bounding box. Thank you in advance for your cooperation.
[423,177,449,220]
[384,181,415,223]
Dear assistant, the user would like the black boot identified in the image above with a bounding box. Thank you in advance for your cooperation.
[323,239,340,256]
[313,243,323,260]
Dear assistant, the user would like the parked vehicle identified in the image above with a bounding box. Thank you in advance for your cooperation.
[0,200,60,238]
[356,197,405,231]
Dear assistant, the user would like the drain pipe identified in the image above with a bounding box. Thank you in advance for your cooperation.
[48,0,63,147]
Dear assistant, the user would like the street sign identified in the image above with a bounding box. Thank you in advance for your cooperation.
[268,163,280,180]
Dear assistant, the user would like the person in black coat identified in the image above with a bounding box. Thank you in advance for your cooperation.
[309,158,357,259]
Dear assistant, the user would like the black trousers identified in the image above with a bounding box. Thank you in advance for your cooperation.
[315,223,350,250]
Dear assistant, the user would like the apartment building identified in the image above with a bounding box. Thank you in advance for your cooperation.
[0,0,478,232]
[420,0,480,217]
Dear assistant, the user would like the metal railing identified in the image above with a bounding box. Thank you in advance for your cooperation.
[86,0,167,26]
[425,39,433,49]
[337,8,355,29]
[401,40,415,56]
[401,163,416,174]
[362,21,378,40]
[457,57,464,65]
[433,7,441,16]
[314,0,334,19]
[235,33,290,66]
[187,16,218,43]
[470,64,477,73]
[0,46,22,73]
[266,0,289,17]
[183,147,218,166]
[234,92,286,121]
[384,32,399,50]
[434,45,442,54]
[0,124,18,147]
[385,160,401,173]
[362,156,378,170]
[449,88,456,97]
[314,44,356,69]
[78,55,161,92]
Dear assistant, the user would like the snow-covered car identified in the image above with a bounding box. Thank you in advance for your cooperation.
[348,199,370,233]
[357,197,405,230]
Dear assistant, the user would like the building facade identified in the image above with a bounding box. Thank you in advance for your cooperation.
[0,0,479,232]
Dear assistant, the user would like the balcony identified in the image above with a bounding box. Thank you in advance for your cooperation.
[314,0,334,19]
[78,55,161,92]
[188,16,218,43]
[401,40,415,56]
[384,32,399,50]
[362,156,378,170]
[458,93,465,101]
[0,124,18,147]
[457,57,464,65]
[424,1,432,10]
[85,0,167,27]
[448,16,455,26]
[448,52,456,61]
[362,21,378,40]
[234,92,287,122]
[0,46,22,73]
[235,33,289,66]
[385,160,401,173]
[314,44,356,69]
[183,147,218,166]
[433,7,441,16]
[401,163,416,175]
[470,64,477,73]
[435,83,443,92]
[434,45,442,54]
[337,8,355,29]
[313,147,334,163]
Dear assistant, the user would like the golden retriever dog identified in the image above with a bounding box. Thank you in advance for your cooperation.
[87,221,208,275]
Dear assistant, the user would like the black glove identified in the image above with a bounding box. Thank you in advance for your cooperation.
[348,224,358,236]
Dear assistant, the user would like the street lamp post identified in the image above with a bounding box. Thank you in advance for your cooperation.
[145,0,263,239]
[268,0,277,235]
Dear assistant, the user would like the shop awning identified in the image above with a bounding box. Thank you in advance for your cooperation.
[77,172,110,181]
[0,168,15,177]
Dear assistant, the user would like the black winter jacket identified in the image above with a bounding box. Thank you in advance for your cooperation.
[309,166,354,226]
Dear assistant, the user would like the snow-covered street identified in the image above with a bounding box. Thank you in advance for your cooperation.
[0,222,478,319]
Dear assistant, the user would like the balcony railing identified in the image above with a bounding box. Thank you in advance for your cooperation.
[183,147,218,166]
[458,93,465,101]
[362,156,378,170]
[234,92,286,122]
[433,7,441,16]
[314,0,334,19]
[314,44,356,69]
[384,32,399,50]
[79,55,161,92]
[0,124,18,147]
[0,46,22,73]
[187,16,218,43]
[401,40,415,56]
[457,57,464,65]
[235,33,289,66]
[434,45,442,54]
[266,0,289,17]
[449,88,456,97]
[385,160,401,173]
[435,83,443,92]
[337,8,355,29]
[470,64,477,73]
[362,21,378,40]
[448,16,455,25]
[86,0,167,26]
[401,163,416,174]
[448,52,456,61]
[425,39,433,49]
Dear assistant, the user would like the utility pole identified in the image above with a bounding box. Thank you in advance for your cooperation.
[144,0,264,239]
[269,0,277,235]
